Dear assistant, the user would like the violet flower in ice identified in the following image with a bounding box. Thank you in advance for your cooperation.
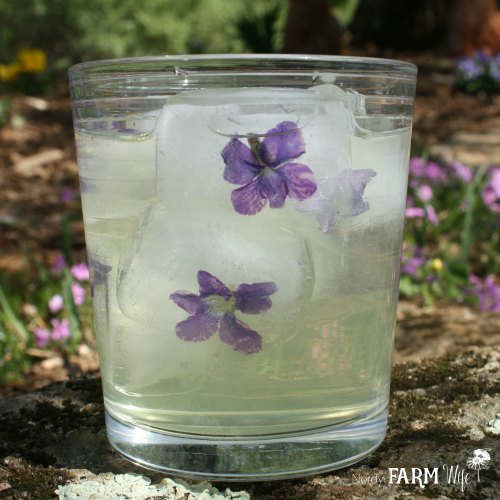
[221,121,317,215]
[170,270,277,355]
[299,168,376,232]
[87,254,112,297]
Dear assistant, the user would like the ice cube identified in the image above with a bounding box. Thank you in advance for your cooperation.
[116,203,314,338]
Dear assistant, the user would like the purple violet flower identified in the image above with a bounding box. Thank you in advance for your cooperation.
[221,121,317,215]
[457,56,484,80]
[33,327,51,348]
[51,253,66,273]
[61,187,75,204]
[482,167,500,213]
[299,168,376,232]
[425,161,448,183]
[450,160,473,183]
[409,157,426,177]
[469,275,500,313]
[170,270,277,355]
[50,318,71,340]
[401,247,426,277]
[71,262,90,281]
[48,294,64,313]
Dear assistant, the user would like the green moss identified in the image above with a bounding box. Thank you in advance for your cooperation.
[2,461,72,500]
[391,353,469,392]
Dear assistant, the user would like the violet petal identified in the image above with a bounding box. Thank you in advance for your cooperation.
[280,162,317,200]
[338,169,376,216]
[235,282,277,314]
[197,270,232,299]
[260,121,305,167]
[231,178,267,215]
[170,292,205,315]
[219,315,262,355]
[259,170,288,208]
[222,138,262,185]
[175,312,219,342]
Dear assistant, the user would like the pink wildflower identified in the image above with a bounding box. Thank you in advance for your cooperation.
[71,283,86,306]
[71,262,90,281]
[48,294,64,313]
[417,184,433,202]
[426,205,439,225]
[405,207,426,218]
[50,318,71,340]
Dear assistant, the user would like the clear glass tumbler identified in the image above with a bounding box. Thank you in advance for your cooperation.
[69,55,417,480]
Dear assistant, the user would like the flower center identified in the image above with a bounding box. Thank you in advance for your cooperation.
[203,294,236,317]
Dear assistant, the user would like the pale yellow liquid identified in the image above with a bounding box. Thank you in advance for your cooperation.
[77,89,410,437]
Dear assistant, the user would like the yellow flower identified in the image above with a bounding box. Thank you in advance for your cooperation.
[17,49,46,73]
[0,62,21,82]
[431,258,443,272]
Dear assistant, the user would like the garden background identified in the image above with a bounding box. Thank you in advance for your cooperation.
[0,0,499,498]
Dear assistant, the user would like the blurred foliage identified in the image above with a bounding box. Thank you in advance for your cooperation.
[0,0,288,67]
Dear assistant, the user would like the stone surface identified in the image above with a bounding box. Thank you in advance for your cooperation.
[0,302,499,499]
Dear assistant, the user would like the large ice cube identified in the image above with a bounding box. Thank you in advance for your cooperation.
[116,203,314,341]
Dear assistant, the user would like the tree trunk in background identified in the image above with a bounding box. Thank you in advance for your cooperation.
[451,0,500,54]
[350,0,452,51]
[283,0,344,55]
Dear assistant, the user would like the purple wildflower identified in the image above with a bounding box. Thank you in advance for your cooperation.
[457,56,484,80]
[298,168,376,232]
[468,275,500,313]
[170,270,277,355]
[87,254,112,297]
[71,262,90,281]
[72,283,86,306]
[50,318,71,340]
[409,157,426,177]
[482,167,500,213]
[33,327,51,348]
[51,253,66,273]
[409,157,447,184]
[450,161,473,183]
[221,121,317,215]
[48,294,64,313]
[61,187,75,204]
[425,161,448,183]
[490,55,500,82]
[401,247,426,277]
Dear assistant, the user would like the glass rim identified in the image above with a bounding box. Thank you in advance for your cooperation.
[69,53,417,76]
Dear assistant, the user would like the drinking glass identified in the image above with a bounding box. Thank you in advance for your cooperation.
[69,55,417,480]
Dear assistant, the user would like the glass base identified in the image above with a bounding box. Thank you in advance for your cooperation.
[105,408,387,481]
